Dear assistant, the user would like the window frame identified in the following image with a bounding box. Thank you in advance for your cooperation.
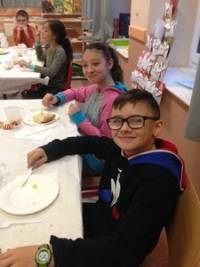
[189,1,200,67]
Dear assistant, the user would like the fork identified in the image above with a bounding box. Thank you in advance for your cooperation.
[19,167,33,188]
[0,219,42,228]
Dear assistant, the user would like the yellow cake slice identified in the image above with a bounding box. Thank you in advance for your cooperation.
[33,111,56,124]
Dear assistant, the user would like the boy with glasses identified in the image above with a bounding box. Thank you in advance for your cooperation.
[0,89,186,267]
[13,9,36,48]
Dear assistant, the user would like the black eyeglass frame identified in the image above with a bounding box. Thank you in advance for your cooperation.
[106,115,159,130]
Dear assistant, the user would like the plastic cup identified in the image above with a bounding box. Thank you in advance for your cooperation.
[2,58,13,70]
[17,44,27,57]
[4,106,24,121]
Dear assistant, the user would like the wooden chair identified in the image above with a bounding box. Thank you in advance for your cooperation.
[66,64,73,89]
[81,176,100,200]
[166,177,200,267]
[140,177,200,267]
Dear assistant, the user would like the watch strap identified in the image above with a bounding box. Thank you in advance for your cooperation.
[35,244,52,267]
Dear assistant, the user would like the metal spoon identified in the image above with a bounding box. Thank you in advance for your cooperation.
[20,167,33,188]
[0,219,42,229]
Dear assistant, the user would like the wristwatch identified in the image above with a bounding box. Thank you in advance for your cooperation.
[35,244,52,267]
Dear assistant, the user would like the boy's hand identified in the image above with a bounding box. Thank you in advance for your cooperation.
[27,148,48,169]
[42,93,58,107]
[0,246,38,267]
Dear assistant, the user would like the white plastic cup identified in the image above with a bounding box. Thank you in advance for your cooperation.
[17,43,27,57]
[4,106,24,121]
[2,58,13,70]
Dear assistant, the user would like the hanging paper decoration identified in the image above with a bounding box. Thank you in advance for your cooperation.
[131,1,179,104]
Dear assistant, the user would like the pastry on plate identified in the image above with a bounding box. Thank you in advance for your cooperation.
[0,119,21,130]
[0,48,8,55]
[33,111,56,124]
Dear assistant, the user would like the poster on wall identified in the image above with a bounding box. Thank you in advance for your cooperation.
[64,0,81,13]
[42,0,55,13]
[42,0,81,13]
[64,0,73,13]
[53,0,64,12]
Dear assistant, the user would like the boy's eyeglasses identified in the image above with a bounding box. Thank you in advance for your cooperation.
[107,115,159,130]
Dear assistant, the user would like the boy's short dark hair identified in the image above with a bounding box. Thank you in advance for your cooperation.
[112,89,160,119]
[16,9,29,20]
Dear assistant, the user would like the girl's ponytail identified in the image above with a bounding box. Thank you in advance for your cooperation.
[108,46,123,83]
[61,37,73,66]
[48,20,73,66]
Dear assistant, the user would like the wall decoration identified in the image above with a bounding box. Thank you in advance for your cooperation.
[42,0,81,14]
[64,0,73,13]
[131,0,178,104]
[53,0,64,12]
[42,0,55,13]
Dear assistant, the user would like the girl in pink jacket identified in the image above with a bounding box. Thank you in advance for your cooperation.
[42,42,127,173]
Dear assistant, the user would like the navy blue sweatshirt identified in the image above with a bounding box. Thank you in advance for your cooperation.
[42,136,183,267]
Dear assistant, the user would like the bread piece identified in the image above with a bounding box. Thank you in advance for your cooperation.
[33,111,56,124]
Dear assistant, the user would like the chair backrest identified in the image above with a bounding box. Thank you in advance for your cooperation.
[65,64,73,89]
[66,27,79,38]
[166,178,200,267]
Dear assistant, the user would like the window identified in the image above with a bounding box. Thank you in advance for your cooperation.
[0,0,41,7]
[190,1,200,67]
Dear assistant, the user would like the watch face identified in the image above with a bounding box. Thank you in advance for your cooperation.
[39,251,49,263]
[36,247,52,265]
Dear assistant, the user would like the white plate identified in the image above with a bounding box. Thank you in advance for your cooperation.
[23,111,59,126]
[0,174,59,215]
[0,49,9,55]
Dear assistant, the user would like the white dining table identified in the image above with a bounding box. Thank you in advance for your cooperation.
[0,47,48,97]
[0,99,83,252]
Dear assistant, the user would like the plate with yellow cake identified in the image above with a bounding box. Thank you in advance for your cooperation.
[0,48,9,55]
[23,110,59,125]
[0,174,59,215]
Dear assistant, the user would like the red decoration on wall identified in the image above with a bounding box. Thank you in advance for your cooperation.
[171,0,179,9]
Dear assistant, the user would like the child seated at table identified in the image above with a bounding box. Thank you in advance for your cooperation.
[0,89,186,267]
[17,20,73,98]
[42,42,127,174]
[42,42,127,138]
[13,9,36,48]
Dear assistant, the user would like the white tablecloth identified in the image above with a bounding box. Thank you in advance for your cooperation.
[0,47,47,96]
[0,100,83,251]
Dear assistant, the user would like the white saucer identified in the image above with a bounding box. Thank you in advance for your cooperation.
[23,111,59,126]
[0,174,59,215]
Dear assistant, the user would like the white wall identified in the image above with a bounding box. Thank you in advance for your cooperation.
[169,0,198,67]
[148,0,166,32]
[112,0,131,18]
[130,0,150,28]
